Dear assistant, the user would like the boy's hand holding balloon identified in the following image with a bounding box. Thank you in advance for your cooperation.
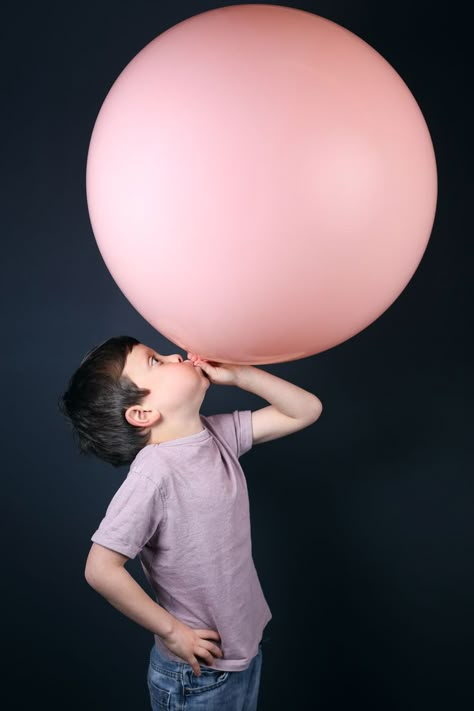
[187,353,243,386]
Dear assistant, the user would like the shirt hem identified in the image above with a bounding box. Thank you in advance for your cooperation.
[153,634,260,672]
[90,532,138,559]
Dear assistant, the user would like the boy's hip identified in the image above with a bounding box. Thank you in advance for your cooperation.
[146,641,263,710]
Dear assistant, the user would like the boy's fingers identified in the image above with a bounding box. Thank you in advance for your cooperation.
[196,628,220,639]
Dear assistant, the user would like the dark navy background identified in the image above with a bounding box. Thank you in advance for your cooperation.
[4,1,472,709]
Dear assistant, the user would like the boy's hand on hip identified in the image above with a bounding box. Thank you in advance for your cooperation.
[161,617,224,676]
[188,352,242,386]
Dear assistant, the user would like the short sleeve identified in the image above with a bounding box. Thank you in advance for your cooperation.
[90,471,165,560]
[202,409,253,458]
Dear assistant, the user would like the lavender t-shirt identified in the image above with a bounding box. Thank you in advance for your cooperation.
[90,409,272,671]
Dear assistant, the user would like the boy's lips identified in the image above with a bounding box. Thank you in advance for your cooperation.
[183,360,208,378]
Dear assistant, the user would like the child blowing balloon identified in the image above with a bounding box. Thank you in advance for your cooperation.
[59,336,322,711]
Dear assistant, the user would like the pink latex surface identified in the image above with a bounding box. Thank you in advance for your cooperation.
[86,4,437,364]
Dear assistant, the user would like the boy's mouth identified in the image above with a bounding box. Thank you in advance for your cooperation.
[183,360,209,379]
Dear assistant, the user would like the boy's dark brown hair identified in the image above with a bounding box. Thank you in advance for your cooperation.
[58,336,152,468]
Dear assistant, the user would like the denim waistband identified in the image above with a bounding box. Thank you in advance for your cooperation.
[150,639,263,678]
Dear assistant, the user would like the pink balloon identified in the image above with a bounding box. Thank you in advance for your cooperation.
[86,4,437,365]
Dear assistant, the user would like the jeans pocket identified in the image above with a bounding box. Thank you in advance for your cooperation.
[147,670,172,709]
[147,682,171,709]
[147,661,177,709]
[184,666,230,696]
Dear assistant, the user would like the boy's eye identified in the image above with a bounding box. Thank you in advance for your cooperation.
[150,355,161,366]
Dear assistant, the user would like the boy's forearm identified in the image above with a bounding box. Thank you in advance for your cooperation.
[235,365,322,419]
[86,565,175,639]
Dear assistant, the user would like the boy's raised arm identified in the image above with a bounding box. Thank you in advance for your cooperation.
[235,364,322,419]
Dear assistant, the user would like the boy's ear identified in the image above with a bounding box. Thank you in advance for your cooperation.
[124,406,161,428]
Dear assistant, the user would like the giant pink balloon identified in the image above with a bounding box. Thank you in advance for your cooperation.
[86,4,437,365]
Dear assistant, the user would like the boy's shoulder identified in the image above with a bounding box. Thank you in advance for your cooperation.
[129,444,166,484]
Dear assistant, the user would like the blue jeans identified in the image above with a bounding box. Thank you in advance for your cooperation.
[146,641,263,710]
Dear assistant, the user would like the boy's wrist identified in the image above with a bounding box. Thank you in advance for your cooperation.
[160,611,178,640]
[233,364,258,388]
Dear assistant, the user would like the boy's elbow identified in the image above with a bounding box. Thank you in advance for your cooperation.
[310,397,323,419]
[84,564,102,588]
[84,562,117,590]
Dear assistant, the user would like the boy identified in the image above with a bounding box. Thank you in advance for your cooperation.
[59,336,322,711]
